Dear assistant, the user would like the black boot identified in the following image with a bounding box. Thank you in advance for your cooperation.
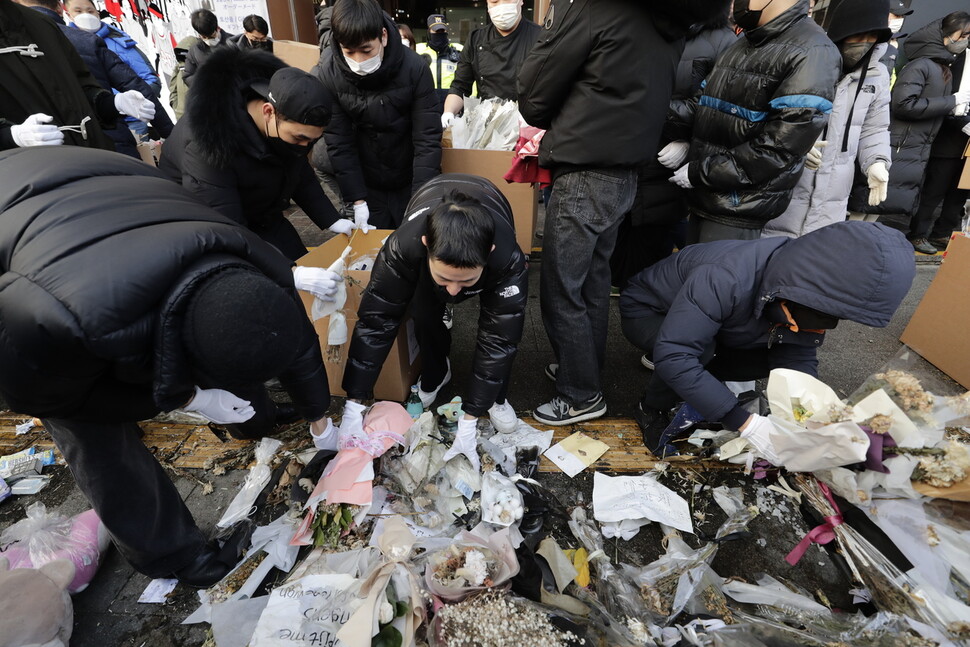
[274,402,302,425]
[633,403,671,456]
[172,545,233,588]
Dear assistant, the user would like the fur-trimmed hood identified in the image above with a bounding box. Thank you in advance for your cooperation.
[185,46,287,167]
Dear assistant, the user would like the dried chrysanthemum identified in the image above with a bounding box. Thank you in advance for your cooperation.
[914,441,970,488]
[866,414,894,435]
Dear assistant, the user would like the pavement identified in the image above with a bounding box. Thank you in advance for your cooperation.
[0,205,961,647]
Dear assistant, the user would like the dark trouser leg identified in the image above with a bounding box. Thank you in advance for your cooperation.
[540,168,637,405]
[410,271,451,390]
[687,215,762,245]
[250,215,308,261]
[42,418,208,578]
[610,220,677,290]
[929,161,968,239]
[366,187,411,229]
[910,157,961,239]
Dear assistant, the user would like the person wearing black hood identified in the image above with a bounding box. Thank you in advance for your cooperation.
[315,0,441,229]
[847,11,970,254]
[159,49,353,261]
[619,221,915,453]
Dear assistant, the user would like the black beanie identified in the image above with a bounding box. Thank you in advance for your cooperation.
[827,0,892,44]
[182,268,303,382]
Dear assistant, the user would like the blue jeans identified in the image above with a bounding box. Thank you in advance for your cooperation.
[540,168,637,404]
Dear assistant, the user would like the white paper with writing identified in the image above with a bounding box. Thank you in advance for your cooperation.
[250,573,361,647]
[592,472,693,533]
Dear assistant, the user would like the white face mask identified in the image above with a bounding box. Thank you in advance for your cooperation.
[488,3,520,31]
[202,34,220,47]
[72,12,102,32]
[401,38,410,48]
[888,17,905,34]
[345,52,382,75]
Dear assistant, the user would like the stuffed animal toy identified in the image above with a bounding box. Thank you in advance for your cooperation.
[0,557,75,647]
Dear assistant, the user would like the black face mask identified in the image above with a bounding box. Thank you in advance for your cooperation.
[840,41,873,72]
[428,32,449,52]
[264,114,311,158]
[249,39,272,51]
[733,0,775,32]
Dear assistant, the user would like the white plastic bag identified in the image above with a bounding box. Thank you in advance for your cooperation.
[216,437,282,528]
[481,470,524,527]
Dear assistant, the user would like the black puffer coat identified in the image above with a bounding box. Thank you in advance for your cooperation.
[0,147,330,423]
[343,174,528,417]
[0,0,115,151]
[683,0,841,228]
[316,14,441,203]
[848,19,960,217]
[159,47,339,233]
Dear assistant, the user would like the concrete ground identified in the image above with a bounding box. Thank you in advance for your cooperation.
[0,206,960,646]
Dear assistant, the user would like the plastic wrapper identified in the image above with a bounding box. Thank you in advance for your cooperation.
[0,502,109,593]
[424,529,519,602]
[481,469,524,528]
[448,97,521,151]
[721,573,831,617]
[217,437,282,529]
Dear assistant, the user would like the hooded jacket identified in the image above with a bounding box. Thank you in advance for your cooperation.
[182,27,232,86]
[764,43,892,237]
[0,0,115,151]
[518,0,726,170]
[848,19,961,216]
[93,21,161,92]
[159,47,340,239]
[343,174,528,417]
[0,147,329,423]
[316,14,441,203]
[619,221,914,429]
[681,0,842,228]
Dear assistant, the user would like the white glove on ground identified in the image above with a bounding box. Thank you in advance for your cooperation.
[293,266,341,301]
[804,140,827,171]
[328,218,355,236]
[353,202,375,233]
[657,141,689,170]
[114,90,155,121]
[338,400,366,443]
[739,414,782,466]
[669,164,692,189]
[441,112,456,129]
[180,386,255,424]
[866,161,890,206]
[10,114,63,147]
[442,417,480,471]
[310,418,339,451]
[488,400,517,434]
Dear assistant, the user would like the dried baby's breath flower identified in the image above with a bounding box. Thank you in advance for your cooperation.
[915,441,970,488]
[926,525,940,547]
[866,414,894,435]
[945,392,970,416]
[436,591,585,647]
[875,370,934,414]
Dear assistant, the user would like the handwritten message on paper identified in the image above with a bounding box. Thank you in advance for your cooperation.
[250,573,362,647]
[592,472,693,533]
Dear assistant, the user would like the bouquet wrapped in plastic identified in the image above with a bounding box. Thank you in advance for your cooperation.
[424,529,519,603]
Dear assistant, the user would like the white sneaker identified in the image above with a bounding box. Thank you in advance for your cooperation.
[417,359,451,408]
[489,400,518,434]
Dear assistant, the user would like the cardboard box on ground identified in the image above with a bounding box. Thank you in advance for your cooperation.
[273,40,321,73]
[441,148,539,254]
[901,233,970,388]
[297,230,421,401]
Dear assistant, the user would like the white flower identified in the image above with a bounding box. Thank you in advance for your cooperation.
[454,549,488,586]
[379,599,394,624]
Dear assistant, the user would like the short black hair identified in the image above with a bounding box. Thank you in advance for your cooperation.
[942,11,970,37]
[243,14,269,34]
[425,191,495,269]
[191,9,219,37]
[26,0,60,11]
[331,0,385,48]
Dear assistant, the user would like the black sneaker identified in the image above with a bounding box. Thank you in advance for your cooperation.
[928,236,952,251]
[442,303,454,330]
[544,364,558,381]
[172,545,233,588]
[909,237,938,255]
[533,394,606,426]
[633,403,672,455]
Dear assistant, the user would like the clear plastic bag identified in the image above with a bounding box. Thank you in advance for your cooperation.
[481,469,523,528]
[216,437,282,529]
[423,530,519,602]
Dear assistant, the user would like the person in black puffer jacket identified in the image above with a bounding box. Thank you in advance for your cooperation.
[848,13,970,255]
[314,0,441,229]
[673,0,841,242]
[0,147,337,588]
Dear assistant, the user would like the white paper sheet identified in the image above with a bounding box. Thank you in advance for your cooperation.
[250,573,361,647]
[592,472,693,533]
[138,578,178,603]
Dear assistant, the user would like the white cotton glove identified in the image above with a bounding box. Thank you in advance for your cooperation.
[657,140,690,170]
[293,266,342,302]
[866,161,890,206]
[328,218,355,236]
[963,122,970,137]
[310,418,339,451]
[441,112,456,129]
[10,114,64,147]
[114,90,155,121]
[352,202,375,233]
[442,416,480,471]
[738,414,782,466]
[338,400,366,443]
[180,386,255,424]
[953,89,970,114]
[804,140,827,171]
[669,164,692,189]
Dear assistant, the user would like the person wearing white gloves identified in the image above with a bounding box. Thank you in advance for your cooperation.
[160,59,353,261]
[340,174,528,448]
[0,146,336,588]
[763,0,893,238]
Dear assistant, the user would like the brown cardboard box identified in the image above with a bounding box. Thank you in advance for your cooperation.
[441,148,539,254]
[959,139,970,190]
[900,234,970,389]
[274,40,321,73]
[266,0,317,43]
[296,230,421,401]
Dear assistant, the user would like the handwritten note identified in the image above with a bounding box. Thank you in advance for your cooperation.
[250,573,361,647]
[592,472,693,533]
[544,432,609,477]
